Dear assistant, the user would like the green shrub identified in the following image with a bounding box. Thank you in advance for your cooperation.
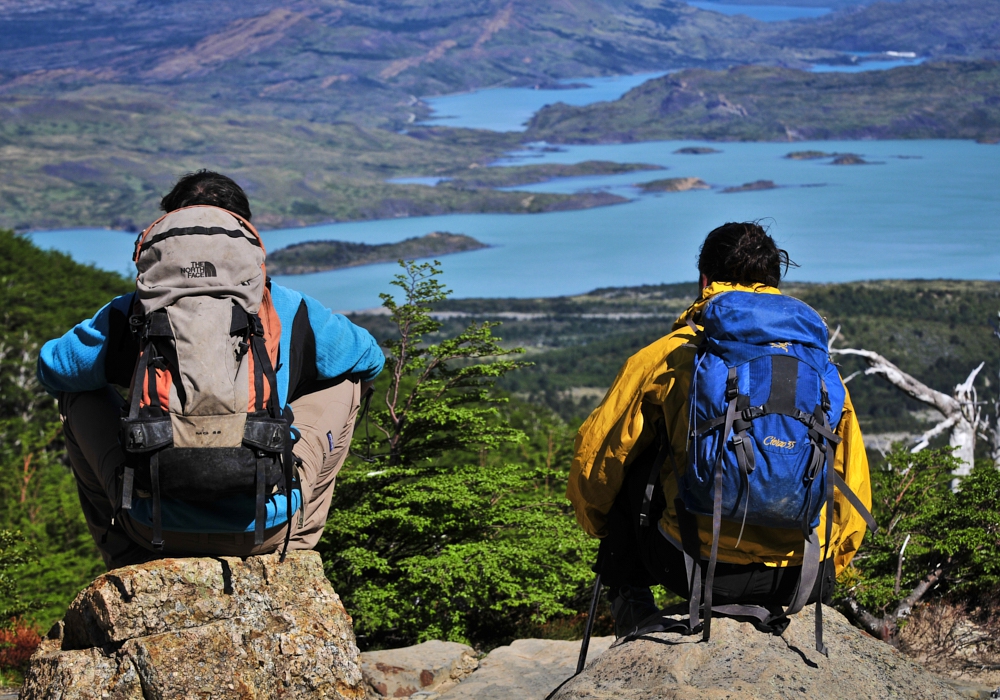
[319,261,596,649]
[838,446,1000,638]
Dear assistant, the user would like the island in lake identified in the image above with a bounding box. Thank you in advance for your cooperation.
[785,151,834,160]
[830,154,873,165]
[785,151,873,164]
[673,147,721,155]
[638,177,710,193]
[268,232,488,275]
[721,180,778,194]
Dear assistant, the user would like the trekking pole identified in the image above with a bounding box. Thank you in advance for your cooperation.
[544,570,602,700]
[576,572,602,674]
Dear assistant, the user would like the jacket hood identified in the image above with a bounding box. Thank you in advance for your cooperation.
[672,281,781,331]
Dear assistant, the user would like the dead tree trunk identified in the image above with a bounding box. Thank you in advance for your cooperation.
[844,559,951,645]
[830,348,982,480]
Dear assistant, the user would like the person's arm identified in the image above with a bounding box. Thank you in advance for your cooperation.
[37,295,133,396]
[567,329,693,537]
[301,295,385,382]
[831,387,873,574]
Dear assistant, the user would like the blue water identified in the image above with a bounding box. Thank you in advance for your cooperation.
[686,2,831,21]
[28,140,1000,311]
[421,72,668,132]
[812,58,925,73]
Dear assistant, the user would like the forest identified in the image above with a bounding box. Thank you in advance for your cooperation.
[1,231,998,681]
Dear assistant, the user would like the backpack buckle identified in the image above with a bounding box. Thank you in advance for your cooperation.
[249,316,265,336]
[129,315,149,340]
[796,410,817,428]
[128,426,145,449]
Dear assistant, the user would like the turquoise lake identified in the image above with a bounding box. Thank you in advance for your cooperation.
[27,65,1000,312]
[686,2,830,21]
[30,139,1000,311]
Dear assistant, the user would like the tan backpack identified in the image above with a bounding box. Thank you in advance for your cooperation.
[120,206,294,551]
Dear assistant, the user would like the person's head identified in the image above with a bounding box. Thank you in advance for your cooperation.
[160,170,252,221]
[697,221,795,289]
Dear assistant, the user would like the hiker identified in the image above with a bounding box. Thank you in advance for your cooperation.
[37,170,384,570]
[567,222,874,649]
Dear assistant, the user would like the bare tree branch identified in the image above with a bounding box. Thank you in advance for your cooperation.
[828,324,842,352]
[831,348,982,476]
[831,348,957,415]
[910,414,959,453]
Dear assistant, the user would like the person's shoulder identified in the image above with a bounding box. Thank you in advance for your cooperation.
[267,282,310,320]
[108,292,135,314]
[268,281,302,304]
[623,325,697,377]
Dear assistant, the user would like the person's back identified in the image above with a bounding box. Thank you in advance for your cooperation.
[38,170,385,569]
[567,221,874,650]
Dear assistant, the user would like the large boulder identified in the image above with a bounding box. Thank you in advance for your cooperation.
[438,637,615,700]
[21,551,366,699]
[361,640,478,698]
[549,605,979,700]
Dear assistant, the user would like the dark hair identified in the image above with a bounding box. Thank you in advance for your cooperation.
[697,221,796,288]
[160,170,252,221]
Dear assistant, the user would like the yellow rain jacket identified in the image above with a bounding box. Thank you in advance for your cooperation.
[567,282,872,575]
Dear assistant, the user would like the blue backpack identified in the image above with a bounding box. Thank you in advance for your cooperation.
[635,291,876,654]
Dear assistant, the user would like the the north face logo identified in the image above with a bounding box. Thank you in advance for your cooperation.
[181,261,217,278]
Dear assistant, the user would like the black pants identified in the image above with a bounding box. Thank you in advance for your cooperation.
[596,442,834,607]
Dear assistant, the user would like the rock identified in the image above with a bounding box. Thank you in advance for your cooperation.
[20,551,366,699]
[361,640,478,698]
[831,154,871,165]
[550,605,968,700]
[785,150,833,160]
[721,179,778,193]
[438,637,614,700]
[638,177,710,193]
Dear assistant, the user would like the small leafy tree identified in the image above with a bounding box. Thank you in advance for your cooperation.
[0,530,36,623]
[319,261,595,649]
[838,446,1000,642]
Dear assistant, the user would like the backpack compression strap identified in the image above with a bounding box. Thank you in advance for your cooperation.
[121,313,175,550]
[700,366,740,641]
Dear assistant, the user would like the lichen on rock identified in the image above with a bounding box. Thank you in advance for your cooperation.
[21,551,366,699]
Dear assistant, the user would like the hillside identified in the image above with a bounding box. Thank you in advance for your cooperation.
[0,0,825,128]
[765,0,1000,61]
[350,280,1000,440]
[4,0,994,131]
[2,0,999,231]
[0,96,657,231]
[525,61,1000,142]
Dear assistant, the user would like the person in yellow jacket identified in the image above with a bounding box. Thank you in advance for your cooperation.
[567,222,872,636]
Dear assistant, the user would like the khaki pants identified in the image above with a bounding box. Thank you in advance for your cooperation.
[61,380,360,570]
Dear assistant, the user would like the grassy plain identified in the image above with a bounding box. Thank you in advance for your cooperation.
[349,280,1000,439]
[0,93,643,231]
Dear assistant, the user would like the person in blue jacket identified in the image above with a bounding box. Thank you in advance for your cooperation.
[37,171,385,569]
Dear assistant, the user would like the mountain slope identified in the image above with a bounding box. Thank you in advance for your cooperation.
[765,0,1000,60]
[0,0,828,126]
[525,61,1000,142]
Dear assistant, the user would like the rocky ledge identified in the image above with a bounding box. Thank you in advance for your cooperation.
[550,605,988,700]
[21,552,365,699]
